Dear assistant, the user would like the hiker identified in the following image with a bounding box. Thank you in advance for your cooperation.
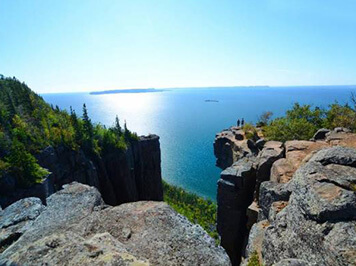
[237,119,240,127]
[241,118,245,127]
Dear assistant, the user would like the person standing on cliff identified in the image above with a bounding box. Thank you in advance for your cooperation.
[237,119,240,127]
[241,118,245,127]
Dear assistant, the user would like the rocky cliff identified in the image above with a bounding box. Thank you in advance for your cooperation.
[0,182,231,265]
[214,127,356,265]
[0,135,163,208]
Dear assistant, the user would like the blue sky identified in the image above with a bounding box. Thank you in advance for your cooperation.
[0,0,355,93]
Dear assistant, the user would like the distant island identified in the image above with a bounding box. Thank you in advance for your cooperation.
[90,88,166,95]
[205,100,219,102]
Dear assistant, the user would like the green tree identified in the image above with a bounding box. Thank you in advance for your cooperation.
[256,111,273,127]
[70,106,84,145]
[264,103,325,141]
[82,103,94,149]
[114,115,122,136]
[325,103,356,131]
[6,139,50,187]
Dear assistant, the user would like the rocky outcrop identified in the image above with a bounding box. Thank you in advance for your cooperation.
[214,127,260,169]
[215,127,356,265]
[0,135,163,208]
[258,147,356,265]
[270,140,328,184]
[217,158,257,265]
[255,141,284,200]
[0,182,231,265]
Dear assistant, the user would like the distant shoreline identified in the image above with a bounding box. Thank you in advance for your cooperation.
[90,88,166,95]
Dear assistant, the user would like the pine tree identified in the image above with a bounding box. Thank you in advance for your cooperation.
[114,115,122,136]
[70,106,83,144]
[124,120,130,140]
[82,104,94,149]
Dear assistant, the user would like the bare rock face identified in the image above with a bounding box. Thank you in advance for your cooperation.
[258,181,290,219]
[217,157,257,265]
[0,135,163,208]
[215,127,356,265]
[214,127,259,169]
[249,147,356,266]
[0,183,231,266]
[0,198,45,253]
[270,140,328,184]
[255,141,284,199]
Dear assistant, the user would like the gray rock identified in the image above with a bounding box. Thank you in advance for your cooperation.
[259,181,291,218]
[260,147,356,265]
[0,183,230,266]
[217,157,257,265]
[73,201,231,266]
[214,129,258,169]
[273,259,311,266]
[0,198,44,229]
[312,128,330,140]
[0,198,45,252]
[309,146,356,167]
[291,162,356,222]
[268,201,288,223]
[255,141,284,200]
[244,220,269,261]
[334,127,351,133]
[256,138,266,150]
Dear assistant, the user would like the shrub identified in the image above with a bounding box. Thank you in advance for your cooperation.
[243,123,258,140]
[247,251,261,266]
[256,111,273,127]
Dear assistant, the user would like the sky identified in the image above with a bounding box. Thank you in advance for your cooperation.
[0,0,356,93]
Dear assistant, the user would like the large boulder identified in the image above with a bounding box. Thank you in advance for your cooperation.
[270,140,328,184]
[0,198,45,253]
[258,181,291,219]
[312,128,330,141]
[0,183,230,266]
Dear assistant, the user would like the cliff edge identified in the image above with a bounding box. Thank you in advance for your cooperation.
[214,127,356,265]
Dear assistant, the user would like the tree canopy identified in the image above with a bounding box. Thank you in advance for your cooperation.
[0,75,138,187]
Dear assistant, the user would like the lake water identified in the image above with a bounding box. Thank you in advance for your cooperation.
[42,86,356,200]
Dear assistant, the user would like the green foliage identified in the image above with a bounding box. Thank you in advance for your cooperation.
[325,103,356,131]
[6,139,50,187]
[243,123,258,140]
[263,103,324,142]
[162,181,219,243]
[247,251,262,266]
[256,111,273,127]
[0,75,138,187]
[264,117,317,142]
[263,100,356,141]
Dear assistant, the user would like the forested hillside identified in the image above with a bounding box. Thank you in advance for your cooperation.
[0,75,137,188]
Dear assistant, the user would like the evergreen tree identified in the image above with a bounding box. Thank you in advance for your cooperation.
[82,104,94,149]
[7,139,49,188]
[124,120,130,140]
[114,115,122,136]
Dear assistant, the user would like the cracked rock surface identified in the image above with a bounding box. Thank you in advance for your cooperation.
[0,182,231,266]
[254,147,356,265]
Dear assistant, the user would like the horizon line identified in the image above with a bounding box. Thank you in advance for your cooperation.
[39,84,356,95]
